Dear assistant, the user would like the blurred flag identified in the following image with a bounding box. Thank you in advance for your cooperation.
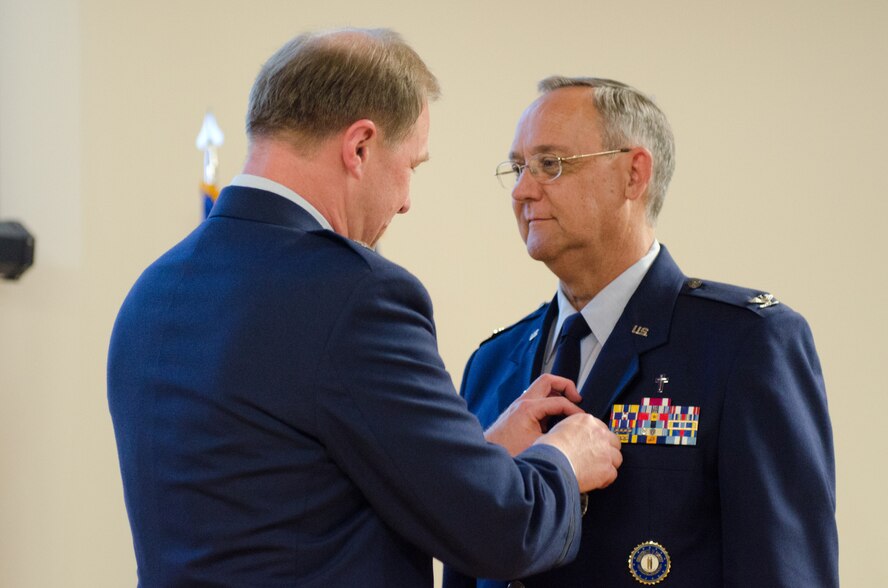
[196,111,225,218]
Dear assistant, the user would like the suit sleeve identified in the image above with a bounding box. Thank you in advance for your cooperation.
[718,309,838,586]
[442,349,492,588]
[313,267,582,580]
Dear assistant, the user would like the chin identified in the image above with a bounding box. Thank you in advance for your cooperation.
[524,240,553,263]
[365,226,388,249]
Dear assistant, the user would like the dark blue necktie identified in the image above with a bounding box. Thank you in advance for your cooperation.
[550,313,594,516]
[550,312,592,385]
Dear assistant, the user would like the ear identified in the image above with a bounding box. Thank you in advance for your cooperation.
[624,147,653,203]
[341,119,378,179]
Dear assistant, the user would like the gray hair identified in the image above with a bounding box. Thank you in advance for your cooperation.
[247,28,440,147]
[538,76,675,223]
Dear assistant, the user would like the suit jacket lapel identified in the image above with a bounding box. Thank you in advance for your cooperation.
[579,246,686,419]
[531,298,559,379]
[495,301,555,415]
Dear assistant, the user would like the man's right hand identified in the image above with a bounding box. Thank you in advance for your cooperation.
[535,414,622,492]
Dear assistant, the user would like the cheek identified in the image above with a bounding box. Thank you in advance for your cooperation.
[511,197,523,220]
[399,173,412,204]
[384,172,411,214]
[512,199,530,240]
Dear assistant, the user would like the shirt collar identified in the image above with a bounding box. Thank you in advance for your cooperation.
[554,240,661,346]
[229,174,333,231]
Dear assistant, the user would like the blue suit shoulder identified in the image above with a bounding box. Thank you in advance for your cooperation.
[478,302,548,347]
[307,232,435,330]
[311,230,427,291]
[679,277,798,320]
[310,230,388,272]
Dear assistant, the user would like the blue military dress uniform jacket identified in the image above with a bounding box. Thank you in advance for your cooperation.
[444,246,838,587]
[107,186,585,587]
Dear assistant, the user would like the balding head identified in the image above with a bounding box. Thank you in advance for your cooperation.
[247,28,440,150]
[538,76,674,223]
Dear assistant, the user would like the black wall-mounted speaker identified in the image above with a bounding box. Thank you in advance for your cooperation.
[0,221,35,280]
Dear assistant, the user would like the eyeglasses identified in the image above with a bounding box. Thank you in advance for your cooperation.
[495,148,631,188]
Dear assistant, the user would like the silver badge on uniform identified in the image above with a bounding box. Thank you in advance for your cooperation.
[748,292,780,309]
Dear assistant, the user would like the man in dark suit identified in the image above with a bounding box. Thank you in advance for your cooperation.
[107,31,624,587]
[444,77,838,587]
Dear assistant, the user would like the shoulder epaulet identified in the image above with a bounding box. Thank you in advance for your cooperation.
[681,278,782,315]
[478,301,547,345]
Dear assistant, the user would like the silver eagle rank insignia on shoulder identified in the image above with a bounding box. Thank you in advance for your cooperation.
[748,292,780,309]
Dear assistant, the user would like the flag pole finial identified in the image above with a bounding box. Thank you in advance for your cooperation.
[196,111,225,217]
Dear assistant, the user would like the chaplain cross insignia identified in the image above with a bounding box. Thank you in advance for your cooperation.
[655,374,669,394]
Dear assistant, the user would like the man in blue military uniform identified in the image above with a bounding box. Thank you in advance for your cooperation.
[444,77,838,587]
[107,35,624,587]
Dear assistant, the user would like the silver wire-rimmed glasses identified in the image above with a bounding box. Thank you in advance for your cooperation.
[495,148,631,188]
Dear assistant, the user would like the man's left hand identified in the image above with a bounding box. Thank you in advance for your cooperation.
[484,374,583,456]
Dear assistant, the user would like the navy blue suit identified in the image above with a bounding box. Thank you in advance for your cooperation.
[444,246,838,587]
[108,186,584,587]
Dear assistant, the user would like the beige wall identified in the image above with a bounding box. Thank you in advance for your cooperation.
[1,0,884,585]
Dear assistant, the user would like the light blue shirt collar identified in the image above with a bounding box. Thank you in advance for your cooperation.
[229,174,333,231]
[545,240,660,383]
[555,240,660,347]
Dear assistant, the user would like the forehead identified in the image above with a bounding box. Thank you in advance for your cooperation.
[511,87,601,156]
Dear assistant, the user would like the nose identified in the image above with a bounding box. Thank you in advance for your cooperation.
[511,166,544,202]
[398,198,411,214]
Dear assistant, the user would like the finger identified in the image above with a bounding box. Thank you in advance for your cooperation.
[543,375,581,402]
[613,448,623,468]
[531,397,585,420]
[520,378,549,399]
[523,374,581,403]
[599,465,619,489]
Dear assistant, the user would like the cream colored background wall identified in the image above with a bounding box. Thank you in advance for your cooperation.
[1,0,884,585]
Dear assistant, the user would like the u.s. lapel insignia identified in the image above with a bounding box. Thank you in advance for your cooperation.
[611,398,700,445]
[631,325,649,337]
[748,292,780,309]
[628,541,671,584]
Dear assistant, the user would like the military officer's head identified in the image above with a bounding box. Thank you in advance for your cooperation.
[497,77,675,285]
